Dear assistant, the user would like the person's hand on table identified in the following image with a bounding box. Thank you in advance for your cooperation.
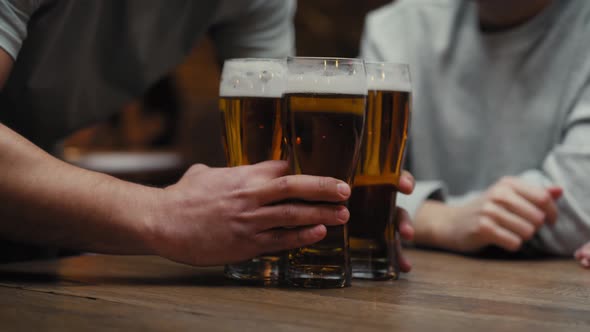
[143,161,416,270]
[415,176,562,253]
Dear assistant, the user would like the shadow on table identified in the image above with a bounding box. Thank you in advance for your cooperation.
[0,268,370,289]
[415,245,564,261]
[475,245,564,261]
[0,269,243,287]
[0,265,324,289]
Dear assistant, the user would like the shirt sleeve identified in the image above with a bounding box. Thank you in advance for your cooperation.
[445,84,590,256]
[209,0,296,60]
[0,0,41,60]
[397,181,447,219]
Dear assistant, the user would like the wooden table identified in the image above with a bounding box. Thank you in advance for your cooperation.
[1,249,589,331]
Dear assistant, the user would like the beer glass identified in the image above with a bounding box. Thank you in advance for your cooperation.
[284,57,367,288]
[349,62,412,280]
[219,58,286,283]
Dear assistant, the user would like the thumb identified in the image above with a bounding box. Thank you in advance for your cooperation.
[547,186,563,200]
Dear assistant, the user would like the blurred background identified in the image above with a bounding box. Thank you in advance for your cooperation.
[61,0,391,186]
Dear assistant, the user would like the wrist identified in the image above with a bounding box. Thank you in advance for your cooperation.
[114,180,165,255]
[414,200,454,248]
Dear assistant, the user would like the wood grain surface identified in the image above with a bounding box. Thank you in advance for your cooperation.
[1,249,588,331]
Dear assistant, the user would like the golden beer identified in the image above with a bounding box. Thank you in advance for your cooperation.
[349,63,412,280]
[220,58,286,283]
[284,57,367,288]
[286,93,365,181]
[220,96,283,167]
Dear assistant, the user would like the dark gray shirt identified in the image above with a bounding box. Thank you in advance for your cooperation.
[0,0,295,149]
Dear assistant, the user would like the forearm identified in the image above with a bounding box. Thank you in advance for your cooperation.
[0,123,161,254]
[397,180,454,248]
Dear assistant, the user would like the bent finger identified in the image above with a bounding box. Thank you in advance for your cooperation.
[246,203,349,231]
[399,170,415,195]
[510,180,559,224]
[478,217,522,252]
[396,208,414,241]
[395,232,412,273]
[495,190,545,227]
[255,175,350,205]
[482,203,536,240]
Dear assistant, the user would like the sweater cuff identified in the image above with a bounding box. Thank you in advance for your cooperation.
[397,180,446,219]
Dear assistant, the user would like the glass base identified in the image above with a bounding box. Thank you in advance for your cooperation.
[287,265,350,288]
[286,225,351,288]
[350,237,400,281]
[225,255,282,285]
[352,257,398,280]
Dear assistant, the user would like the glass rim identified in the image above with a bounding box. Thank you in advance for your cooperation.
[223,57,286,64]
[287,56,364,62]
[364,61,410,68]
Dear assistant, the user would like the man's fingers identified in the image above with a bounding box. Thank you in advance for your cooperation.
[248,160,290,178]
[245,203,349,231]
[399,170,415,195]
[481,202,536,240]
[477,217,522,252]
[394,208,413,273]
[398,254,412,273]
[492,188,545,227]
[394,229,412,273]
[507,178,550,206]
[397,208,414,241]
[255,175,350,205]
[506,179,559,224]
[255,224,327,253]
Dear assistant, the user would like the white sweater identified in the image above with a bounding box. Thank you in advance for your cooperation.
[361,0,590,255]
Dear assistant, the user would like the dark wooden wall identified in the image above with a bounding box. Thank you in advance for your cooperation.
[295,0,391,57]
[63,0,393,172]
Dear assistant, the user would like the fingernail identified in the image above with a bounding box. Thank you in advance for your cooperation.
[311,224,327,239]
[337,207,350,222]
[337,183,351,198]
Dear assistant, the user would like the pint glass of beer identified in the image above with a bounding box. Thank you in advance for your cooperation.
[219,58,286,283]
[349,62,412,280]
[284,57,367,288]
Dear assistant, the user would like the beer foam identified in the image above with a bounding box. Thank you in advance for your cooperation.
[365,63,412,92]
[367,78,412,92]
[220,59,286,98]
[285,73,367,95]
